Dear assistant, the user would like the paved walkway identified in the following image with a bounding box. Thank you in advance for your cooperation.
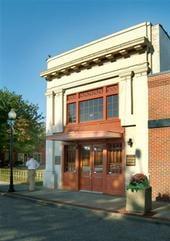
[0,182,170,224]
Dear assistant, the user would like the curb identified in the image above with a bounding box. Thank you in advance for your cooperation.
[1,191,170,226]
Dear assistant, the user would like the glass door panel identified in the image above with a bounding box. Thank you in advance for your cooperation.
[63,145,77,190]
[80,145,91,191]
[80,144,104,192]
[93,145,103,173]
[107,143,122,174]
[64,145,76,172]
[92,144,103,192]
[81,145,91,172]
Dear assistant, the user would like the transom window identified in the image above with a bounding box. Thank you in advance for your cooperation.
[68,103,76,123]
[80,98,103,122]
[107,95,119,118]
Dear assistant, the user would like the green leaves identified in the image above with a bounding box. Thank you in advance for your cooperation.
[0,88,45,154]
[127,173,150,192]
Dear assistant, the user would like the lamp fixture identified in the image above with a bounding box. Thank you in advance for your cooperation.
[7,108,17,192]
[127,138,133,147]
[8,108,17,120]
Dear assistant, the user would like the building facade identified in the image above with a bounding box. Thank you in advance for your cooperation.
[40,22,170,197]
[148,71,170,200]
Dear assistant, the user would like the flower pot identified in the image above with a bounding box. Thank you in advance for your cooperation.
[126,186,152,213]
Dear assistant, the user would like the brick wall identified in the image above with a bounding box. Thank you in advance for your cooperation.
[148,72,170,120]
[148,72,170,201]
[149,128,170,200]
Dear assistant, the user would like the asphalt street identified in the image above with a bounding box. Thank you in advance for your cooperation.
[0,194,169,241]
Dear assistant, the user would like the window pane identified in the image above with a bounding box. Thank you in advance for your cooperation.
[107,95,119,118]
[94,146,103,173]
[81,145,90,172]
[107,144,122,174]
[64,145,76,172]
[80,98,103,122]
[68,103,76,123]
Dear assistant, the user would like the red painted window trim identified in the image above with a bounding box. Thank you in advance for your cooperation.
[66,84,119,124]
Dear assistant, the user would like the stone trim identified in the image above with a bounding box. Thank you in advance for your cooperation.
[41,37,151,81]
[148,118,170,128]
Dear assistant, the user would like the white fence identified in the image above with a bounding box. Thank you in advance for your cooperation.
[0,168,44,183]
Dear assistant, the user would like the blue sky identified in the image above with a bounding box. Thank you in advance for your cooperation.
[0,0,170,116]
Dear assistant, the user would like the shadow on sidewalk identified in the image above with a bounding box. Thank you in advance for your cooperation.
[1,181,170,223]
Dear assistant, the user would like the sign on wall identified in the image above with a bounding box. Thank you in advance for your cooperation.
[126,155,136,166]
[55,156,61,165]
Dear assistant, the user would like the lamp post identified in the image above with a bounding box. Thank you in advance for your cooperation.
[7,108,17,192]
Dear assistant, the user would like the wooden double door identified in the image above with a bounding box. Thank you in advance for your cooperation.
[80,144,104,192]
[62,141,124,195]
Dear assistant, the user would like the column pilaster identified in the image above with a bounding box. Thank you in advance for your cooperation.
[53,88,64,133]
[119,71,135,126]
[133,68,149,175]
[45,90,55,135]
[43,140,57,189]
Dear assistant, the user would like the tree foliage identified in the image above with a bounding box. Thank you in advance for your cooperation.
[0,88,45,154]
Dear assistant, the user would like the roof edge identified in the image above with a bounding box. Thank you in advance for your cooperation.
[47,22,151,63]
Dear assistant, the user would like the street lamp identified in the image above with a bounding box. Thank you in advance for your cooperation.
[7,108,17,192]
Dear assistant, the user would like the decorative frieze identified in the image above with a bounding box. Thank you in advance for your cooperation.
[79,88,103,99]
[119,49,129,58]
[60,69,70,75]
[92,58,103,65]
[105,53,115,62]
[81,61,92,69]
[106,85,118,94]
[70,65,80,72]
[67,94,77,102]
[40,37,151,81]
[66,85,118,104]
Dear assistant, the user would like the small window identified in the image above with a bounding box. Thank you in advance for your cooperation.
[80,98,103,122]
[64,145,76,172]
[67,103,76,123]
[107,95,119,118]
[107,143,122,174]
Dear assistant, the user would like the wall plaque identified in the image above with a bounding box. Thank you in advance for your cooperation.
[126,155,136,166]
[55,156,61,165]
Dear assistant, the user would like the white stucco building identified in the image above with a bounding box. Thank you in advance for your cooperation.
[40,22,170,196]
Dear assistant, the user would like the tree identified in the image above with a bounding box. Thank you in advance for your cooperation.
[0,88,45,161]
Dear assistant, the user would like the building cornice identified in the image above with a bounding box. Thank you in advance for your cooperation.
[47,22,151,63]
[45,62,150,93]
[40,37,152,81]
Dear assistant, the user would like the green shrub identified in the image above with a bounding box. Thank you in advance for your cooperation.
[127,173,149,192]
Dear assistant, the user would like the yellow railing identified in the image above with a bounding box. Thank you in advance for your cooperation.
[0,168,44,183]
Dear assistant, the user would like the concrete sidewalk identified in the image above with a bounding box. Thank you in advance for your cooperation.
[0,182,170,224]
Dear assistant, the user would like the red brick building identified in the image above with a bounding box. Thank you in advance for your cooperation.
[148,71,170,201]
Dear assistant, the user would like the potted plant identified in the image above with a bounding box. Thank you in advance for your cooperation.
[126,173,152,213]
